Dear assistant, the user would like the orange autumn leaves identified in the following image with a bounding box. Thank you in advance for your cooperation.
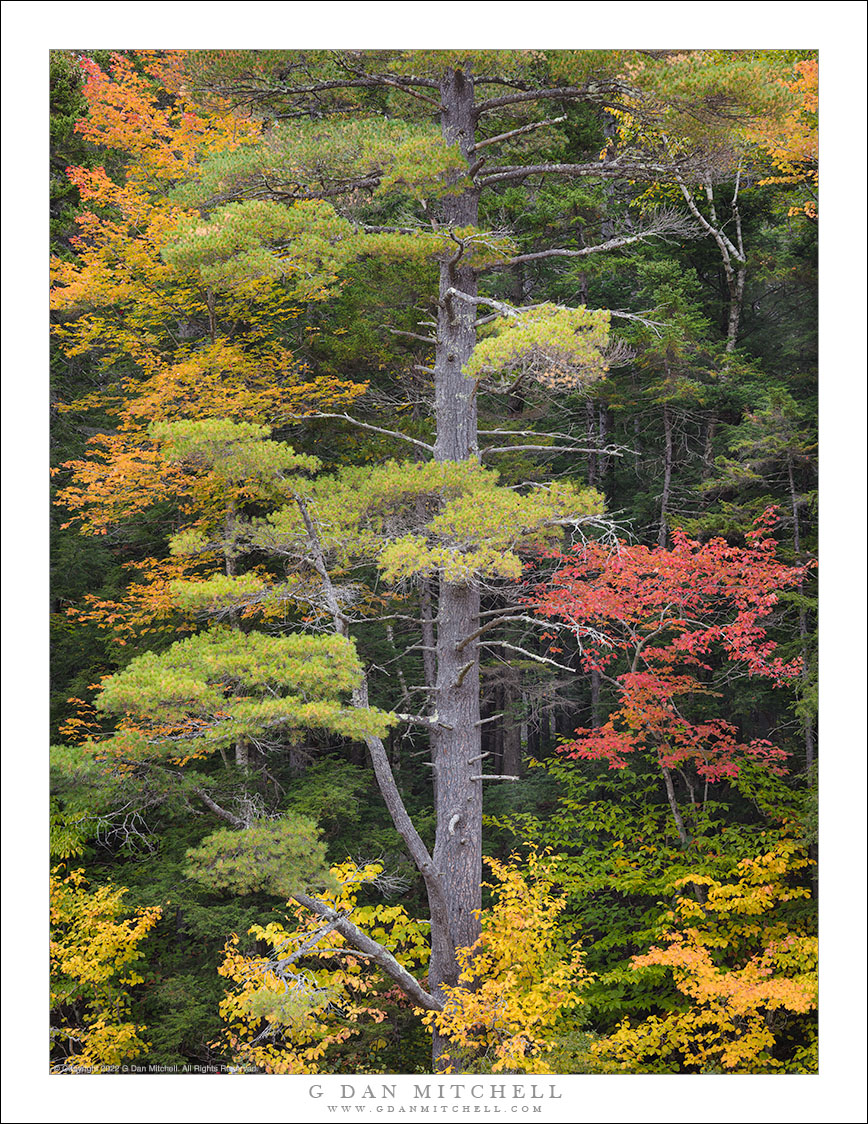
[72,52,257,187]
[748,58,818,219]
[591,838,817,1073]
[52,52,368,654]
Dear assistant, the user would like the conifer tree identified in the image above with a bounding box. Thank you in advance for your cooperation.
[55,49,799,1068]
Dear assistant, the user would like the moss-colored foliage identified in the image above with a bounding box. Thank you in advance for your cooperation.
[465,304,612,390]
[175,116,469,208]
[186,815,337,897]
[263,458,605,585]
[164,199,358,295]
[96,627,396,759]
[152,416,320,491]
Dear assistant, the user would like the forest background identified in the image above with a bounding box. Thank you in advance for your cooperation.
[1,8,868,1124]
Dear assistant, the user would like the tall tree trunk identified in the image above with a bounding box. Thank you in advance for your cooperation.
[427,66,484,1064]
[788,452,815,772]
[661,763,691,850]
[224,499,250,772]
[589,668,602,729]
[658,403,673,548]
[500,664,522,778]
[725,264,746,353]
[586,400,597,486]
[598,405,610,482]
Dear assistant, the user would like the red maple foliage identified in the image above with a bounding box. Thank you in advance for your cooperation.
[530,511,809,781]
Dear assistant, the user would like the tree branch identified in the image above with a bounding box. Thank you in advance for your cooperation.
[192,787,245,828]
[292,495,456,982]
[480,443,621,458]
[498,213,700,266]
[300,413,434,453]
[607,309,667,334]
[671,163,744,267]
[478,427,590,440]
[475,84,617,114]
[442,288,519,318]
[456,613,569,652]
[470,116,567,151]
[291,890,443,1011]
[481,641,576,674]
[384,326,436,344]
[479,160,669,187]
[448,290,663,341]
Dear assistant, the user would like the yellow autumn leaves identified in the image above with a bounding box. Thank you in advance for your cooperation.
[591,839,818,1073]
[50,868,162,1072]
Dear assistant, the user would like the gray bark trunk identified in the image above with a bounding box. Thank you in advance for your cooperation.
[500,664,523,778]
[788,453,814,772]
[658,403,673,548]
[590,668,602,729]
[427,65,485,1067]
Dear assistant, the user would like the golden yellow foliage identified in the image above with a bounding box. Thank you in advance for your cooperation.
[50,867,161,1072]
[217,862,430,1074]
[425,852,589,1073]
[590,838,817,1073]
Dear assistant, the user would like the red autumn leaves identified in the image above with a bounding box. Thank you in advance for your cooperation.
[530,512,809,781]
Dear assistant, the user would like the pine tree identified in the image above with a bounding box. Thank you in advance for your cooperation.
[55,49,797,1068]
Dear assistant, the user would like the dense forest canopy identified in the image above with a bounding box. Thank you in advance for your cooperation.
[46,45,823,1079]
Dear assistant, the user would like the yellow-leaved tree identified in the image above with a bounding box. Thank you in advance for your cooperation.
[425,851,590,1074]
[589,837,817,1073]
[215,862,431,1074]
[213,851,590,1075]
[50,867,161,1072]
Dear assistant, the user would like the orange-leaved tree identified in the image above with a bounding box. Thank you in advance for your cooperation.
[52,52,368,662]
[746,57,818,220]
[589,836,817,1073]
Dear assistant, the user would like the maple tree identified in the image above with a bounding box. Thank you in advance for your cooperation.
[51,53,370,672]
[49,48,818,1074]
[589,836,817,1073]
[746,57,818,220]
[530,512,809,848]
[213,850,589,1076]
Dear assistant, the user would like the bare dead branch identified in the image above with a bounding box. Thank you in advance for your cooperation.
[479,160,670,187]
[291,890,443,1011]
[470,116,567,152]
[481,641,577,674]
[298,413,434,453]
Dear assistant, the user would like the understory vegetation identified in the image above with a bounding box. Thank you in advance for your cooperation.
[50,47,817,1075]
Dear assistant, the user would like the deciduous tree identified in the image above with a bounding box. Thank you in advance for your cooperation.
[50,867,161,1072]
[530,512,809,847]
[53,49,803,1071]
